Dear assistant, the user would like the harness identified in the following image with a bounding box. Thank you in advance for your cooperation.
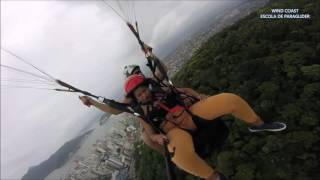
[127,79,229,158]
[130,79,199,133]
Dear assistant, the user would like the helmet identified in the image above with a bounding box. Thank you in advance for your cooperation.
[123,65,141,77]
[124,74,146,96]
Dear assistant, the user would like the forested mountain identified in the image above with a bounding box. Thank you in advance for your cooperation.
[134,0,319,179]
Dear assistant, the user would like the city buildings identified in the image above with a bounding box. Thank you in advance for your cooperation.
[64,114,140,180]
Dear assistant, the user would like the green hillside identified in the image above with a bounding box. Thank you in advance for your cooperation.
[134,0,320,179]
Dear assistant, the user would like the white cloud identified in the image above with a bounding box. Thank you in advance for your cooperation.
[149,2,199,45]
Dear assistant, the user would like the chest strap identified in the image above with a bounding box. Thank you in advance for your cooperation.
[156,102,185,113]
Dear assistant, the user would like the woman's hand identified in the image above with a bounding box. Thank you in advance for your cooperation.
[141,43,152,54]
[151,134,168,145]
[79,96,94,107]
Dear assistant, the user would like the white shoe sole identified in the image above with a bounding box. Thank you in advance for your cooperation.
[248,122,287,132]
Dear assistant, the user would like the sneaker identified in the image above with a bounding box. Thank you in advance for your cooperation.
[248,122,287,132]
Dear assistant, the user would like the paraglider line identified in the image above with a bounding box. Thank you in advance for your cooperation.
[1,47,56,81]
[1,64,54,82]
[101,0,127,22]
[116,0,129,21]
[1,79,57,86]
[1,78,56,85]
[1,85,57,91]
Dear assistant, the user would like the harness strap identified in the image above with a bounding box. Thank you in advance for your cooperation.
[156,102,185,113]
[133,79,201,134]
